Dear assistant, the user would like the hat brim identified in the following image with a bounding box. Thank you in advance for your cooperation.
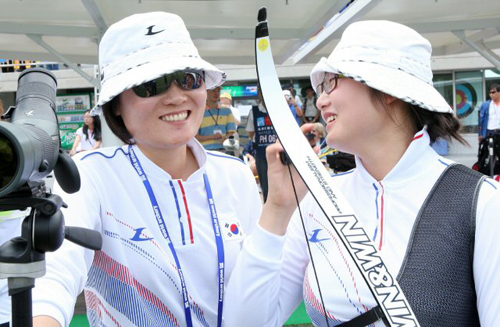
[97,56,225,107]
[310,58,453,114]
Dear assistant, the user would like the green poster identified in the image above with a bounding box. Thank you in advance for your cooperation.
[59,122,83,150]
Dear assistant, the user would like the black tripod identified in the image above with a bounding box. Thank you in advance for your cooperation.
[0,186,102,327]
[479,135,500,177]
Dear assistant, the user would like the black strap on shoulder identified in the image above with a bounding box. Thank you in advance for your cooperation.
[337,164,485,327]
[335,305,387,327]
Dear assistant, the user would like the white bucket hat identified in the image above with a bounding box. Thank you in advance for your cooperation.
[96,12,226,108]
[310,20,453,114]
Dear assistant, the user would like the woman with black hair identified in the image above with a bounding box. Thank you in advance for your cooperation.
[226,20,500,327]
[31,12,261,327]
[70,110,102,156]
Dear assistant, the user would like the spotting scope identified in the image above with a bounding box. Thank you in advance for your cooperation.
[0,67,79,197]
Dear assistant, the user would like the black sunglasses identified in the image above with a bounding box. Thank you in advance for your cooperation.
[316,72,344,94]
[490,90,497,94]
[132,70,205,98]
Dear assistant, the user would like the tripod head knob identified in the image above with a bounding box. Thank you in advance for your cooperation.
[33,210,65,253]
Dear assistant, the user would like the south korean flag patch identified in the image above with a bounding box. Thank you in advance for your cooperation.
[222,220,244,241]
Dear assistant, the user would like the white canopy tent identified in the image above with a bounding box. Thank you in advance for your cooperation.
[0,0,499,86]
[0,0,498,165]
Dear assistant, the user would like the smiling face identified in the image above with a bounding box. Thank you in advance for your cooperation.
[117,82,207,152]
[316,77,397,156]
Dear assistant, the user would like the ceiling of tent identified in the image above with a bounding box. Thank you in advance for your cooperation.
[0,0,499,69]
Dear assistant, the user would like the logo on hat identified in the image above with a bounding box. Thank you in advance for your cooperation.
[96,12,226,108]
[145,25,165,36]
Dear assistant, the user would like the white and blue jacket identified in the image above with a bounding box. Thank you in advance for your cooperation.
[226,129,500,327]
[32,139,261,327]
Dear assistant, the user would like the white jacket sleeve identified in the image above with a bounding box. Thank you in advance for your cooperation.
[474,179,500,326]
[225,203,311,327]
[32,163,102,327]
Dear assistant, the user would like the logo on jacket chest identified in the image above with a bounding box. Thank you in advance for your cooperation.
[309,229,331,243]
[130,227,155,241]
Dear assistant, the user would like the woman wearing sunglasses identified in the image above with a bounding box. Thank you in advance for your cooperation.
[31,12,261,327]
[226,21,500,326]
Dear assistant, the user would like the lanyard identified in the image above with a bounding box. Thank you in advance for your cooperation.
[207,108,220,127]
[128,146,225,327]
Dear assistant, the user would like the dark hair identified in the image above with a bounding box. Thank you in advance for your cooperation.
[83,109,102,141]
[490,83,500,92]
[102,97,135,144]
[369,88,468,145]
[282,83,296,96]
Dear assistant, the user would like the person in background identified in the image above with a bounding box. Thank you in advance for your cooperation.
[226,20,500,327]
[31,12,261,327]
[196,86,237,151]
[246,90,278,202]
[241,139,259,189]
[284,83,303,112]
[302,85,321,123]
[311,122,326,153]
[69,110,102,156]
[479,83,500,143]
[220,92,241,125]
[283,89,303,126]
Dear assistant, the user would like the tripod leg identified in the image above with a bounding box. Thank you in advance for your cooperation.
[9,277,34,327]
